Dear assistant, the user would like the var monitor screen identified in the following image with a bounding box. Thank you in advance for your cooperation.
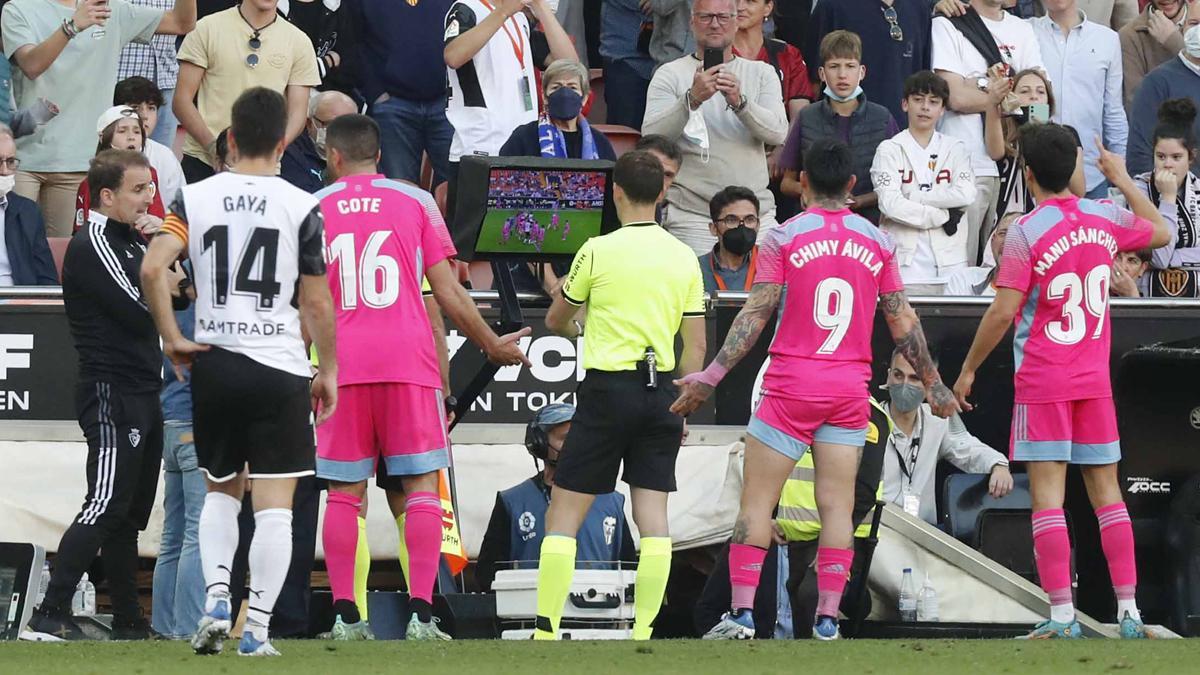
[453,156,618,263]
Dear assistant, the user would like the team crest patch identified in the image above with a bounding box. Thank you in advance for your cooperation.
[1156,269,1190,297]
[128,428,141,447]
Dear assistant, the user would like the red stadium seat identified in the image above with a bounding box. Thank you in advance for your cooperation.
[47,237,69,283]
[587,68,606,125]
[592,124,640,158]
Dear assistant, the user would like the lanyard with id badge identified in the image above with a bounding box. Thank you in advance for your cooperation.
[480,0,535,113]
[893,433,922,518]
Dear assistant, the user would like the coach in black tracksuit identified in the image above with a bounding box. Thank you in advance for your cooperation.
[29,151,184,641]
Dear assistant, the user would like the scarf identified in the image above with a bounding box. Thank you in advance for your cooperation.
[1144,171,1200,297]
[538,115,598,160]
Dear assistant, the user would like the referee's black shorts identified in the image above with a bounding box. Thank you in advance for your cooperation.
[553,370,684,495]
[74,381,163,531]
[192,347,315,482]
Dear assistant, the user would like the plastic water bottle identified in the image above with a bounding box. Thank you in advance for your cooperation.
[38,561,50,605]
[71,574,96,617]
[899,568,917,622]
[917,573,939,622]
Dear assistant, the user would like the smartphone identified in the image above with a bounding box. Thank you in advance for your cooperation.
[703,47,724,71]
[1025,103,1050,123]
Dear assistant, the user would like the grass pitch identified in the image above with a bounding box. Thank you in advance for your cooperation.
[1,639,1195,675]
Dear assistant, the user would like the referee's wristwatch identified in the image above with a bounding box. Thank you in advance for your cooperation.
[443,395,458,416]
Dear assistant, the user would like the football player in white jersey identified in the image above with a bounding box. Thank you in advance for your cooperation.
[142,87,338,657]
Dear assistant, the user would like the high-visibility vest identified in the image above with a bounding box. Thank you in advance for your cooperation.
[775,398,892,542]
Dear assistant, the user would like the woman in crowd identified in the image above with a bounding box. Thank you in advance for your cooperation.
[1136,98,1200,297]
[984,69,1086,229]
[733,0,814,121]
[499,59,617,161]
[73,107,166,238]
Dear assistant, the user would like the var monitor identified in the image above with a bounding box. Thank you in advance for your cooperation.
[453,156,618,263]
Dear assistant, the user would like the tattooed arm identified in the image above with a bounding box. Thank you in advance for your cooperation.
[953,287,1023,411]
[670,282,783,416]
[880,290,960,418]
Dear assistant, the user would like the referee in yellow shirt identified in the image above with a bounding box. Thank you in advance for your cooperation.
[533,150,707,640]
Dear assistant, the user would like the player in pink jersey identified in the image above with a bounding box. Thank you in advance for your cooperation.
[673,140,957,641]
[313,115,531,641]
[954,125,1170,640]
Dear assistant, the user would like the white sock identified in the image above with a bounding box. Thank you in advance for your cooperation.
[198,491,242,612]
[1050,602,1075,624]
[245,508,293,641]
[1117,598,1140,622]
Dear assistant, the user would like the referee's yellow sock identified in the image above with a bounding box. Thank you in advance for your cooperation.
[354,516,370,622]
[534,535,577,640]
[395,514,411,585]
[632,537,672,640]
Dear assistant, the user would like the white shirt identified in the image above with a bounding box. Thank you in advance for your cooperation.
[943,265,997,296]
[143,139,184,208]
[1030,12,1126,191]
[932,13,1046,177]
[444,0,538,162]
[0,197,10,286]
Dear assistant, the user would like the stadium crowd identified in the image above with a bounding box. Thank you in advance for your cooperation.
[1,0,1197,648]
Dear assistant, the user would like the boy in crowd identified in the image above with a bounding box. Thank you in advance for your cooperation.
[779,31,897,223]
[871,71,977,295]
[114,77,184,208]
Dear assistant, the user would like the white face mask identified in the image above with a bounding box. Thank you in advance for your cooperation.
[314,125,328,154]
[1186,24,1200,59]
[0,173,15,196]
[683,108,711,164]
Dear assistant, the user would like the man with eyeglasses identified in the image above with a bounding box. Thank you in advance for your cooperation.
[2,0,197,238]
[0,123,57,286]
[280,90,358,193]
[174,0,320,183]
[804,0,932,127]
[643,0,788,255]
[475,403,636,593]
[699,185,761,292]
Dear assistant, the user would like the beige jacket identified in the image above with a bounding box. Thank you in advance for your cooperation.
[1119,5,1188,108]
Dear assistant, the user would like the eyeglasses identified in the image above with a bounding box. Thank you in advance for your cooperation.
[882,6,904,42]
[695,11,735,26]
[246,32,262,68]
[0,157,19,170]
[717,214,759,228]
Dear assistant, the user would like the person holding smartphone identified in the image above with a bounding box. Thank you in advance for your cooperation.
[984,68,1086,233]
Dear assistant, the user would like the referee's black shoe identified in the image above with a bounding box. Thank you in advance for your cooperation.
[25,606,87,641]
[111,616,164,641]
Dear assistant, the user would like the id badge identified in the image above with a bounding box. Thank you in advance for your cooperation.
[902,490,920,518]
[519,77,534,112]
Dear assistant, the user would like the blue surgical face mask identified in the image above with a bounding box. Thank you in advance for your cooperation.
[547,87,584,121]
[824,84,864,103]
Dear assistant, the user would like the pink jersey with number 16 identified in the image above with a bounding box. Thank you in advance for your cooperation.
[996,196,1154,404]
[316,174,456,388]
[756,207,904,401]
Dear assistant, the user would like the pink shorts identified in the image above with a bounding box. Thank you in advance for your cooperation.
[747,395,869,460]
[316,382,449,482]
[1010,397,1121,465]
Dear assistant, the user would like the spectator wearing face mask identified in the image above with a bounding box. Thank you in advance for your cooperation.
[499,59,617,160]
[881,348,1011,525]
[279,90,358,193]
[698,185,760,292]
[0,122,57,286]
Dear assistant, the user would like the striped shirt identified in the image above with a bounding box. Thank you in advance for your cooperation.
[117,0,179,89]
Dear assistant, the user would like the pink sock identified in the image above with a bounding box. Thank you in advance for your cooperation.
[322,491,361,603]
[1031,509,1073,607]
[1096,503,1137,600]
[404,492,443,604]
[815,547,855,618]
[728,544,767,611]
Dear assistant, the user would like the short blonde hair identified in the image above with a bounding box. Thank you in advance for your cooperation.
[542,59,590,98]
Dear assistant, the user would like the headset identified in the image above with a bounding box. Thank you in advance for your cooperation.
[525,403,575,466]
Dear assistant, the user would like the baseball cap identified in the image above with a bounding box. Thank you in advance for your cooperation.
[534,403,575,429]
[96,106,139,135]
